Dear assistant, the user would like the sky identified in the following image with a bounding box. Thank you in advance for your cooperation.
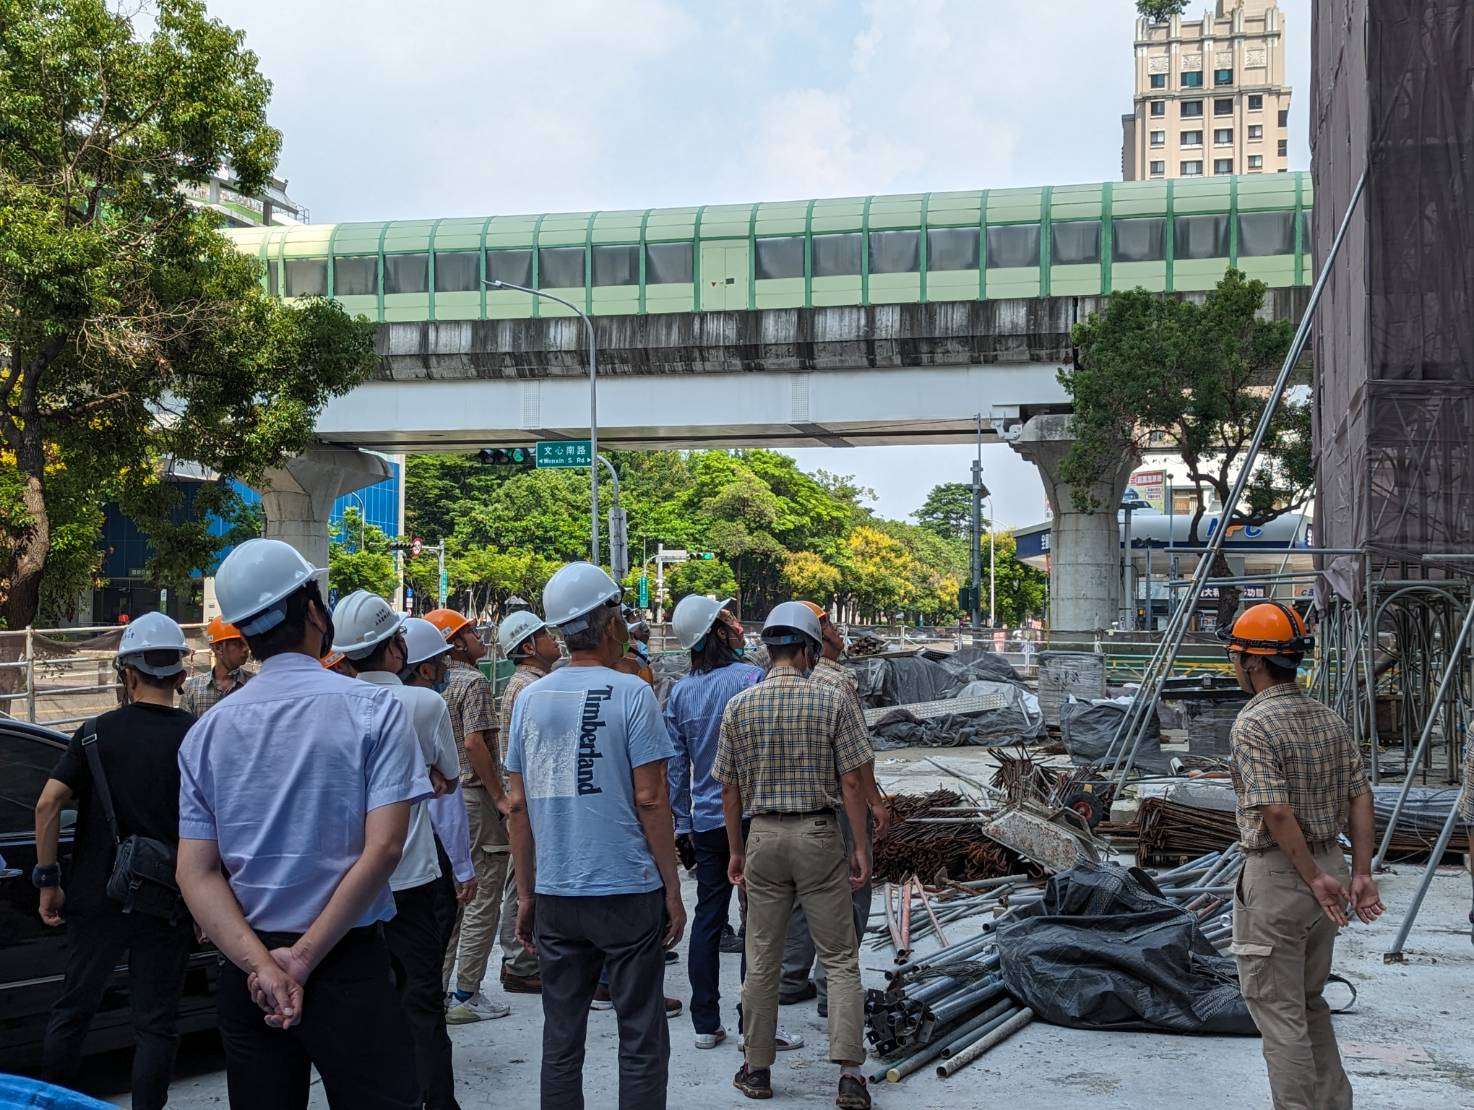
[203,0,1313,527]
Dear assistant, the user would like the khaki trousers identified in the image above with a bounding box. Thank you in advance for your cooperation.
[1232,845,1353,1110]
[741,813,864,1069]
[444,785,511,994]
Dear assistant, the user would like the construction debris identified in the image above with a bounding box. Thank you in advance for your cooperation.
[872,791,1033,885]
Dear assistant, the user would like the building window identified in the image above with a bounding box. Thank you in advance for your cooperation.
[333,255,378,296]
[1050,221,1100,266]
[1149,73,1166,89]
[1149,160,1165,176]
[1214,97,1233,116]
[1248,124,1263,140]
[383,253,428,295]
[1278,139,1288,157]
[591,244,639,287]
[1180,160,1204,176]
[1278,109,1289,128]
[985,224,1041,269]
[486,249,533,289]
[1181,130,1203,147]
[1181,70,1203,88]
[1149,100,1166,117]
[1180,99,1203,118]
[925,227,979,271]
[811,233,863,277]
[1214,128,1233,145]
[284,258,327,297]
[1113,217,1166,262]
[645,242,693,284]
[755,236,805,279]
[1300,210,1312,253]
[868,230,919,274]
[1213,158,1234,175]
[433,251,479,293]
[1174,214,1230,259]
[1248,93,1263,111]
[1238,211,1295,256]
[1150,130,1166,147]
[1248,154,1264,170]
[537,246,586,288]
[1214,68,1233,86]
[265,262,279,297]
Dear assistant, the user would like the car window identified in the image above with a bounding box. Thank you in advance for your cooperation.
[0,726,63,835]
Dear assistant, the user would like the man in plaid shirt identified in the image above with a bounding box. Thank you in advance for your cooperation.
[180,617,253,718]
[716,602,874,1110]
[1223,603,1382,1110]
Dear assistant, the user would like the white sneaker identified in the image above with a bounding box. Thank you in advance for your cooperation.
[739,1026,804,1052]
[446,991,512,1024]
[694,1027,727,1050]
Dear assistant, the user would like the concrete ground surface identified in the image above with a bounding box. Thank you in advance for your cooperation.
[73,747,1474,1109]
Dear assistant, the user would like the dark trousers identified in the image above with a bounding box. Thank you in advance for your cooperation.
[536,890,669,1110]
[43,908,192,1110]
[386,879,460,1110]
[432,839,459,973]
[688,827,735,1035]
[216,925,418,1109]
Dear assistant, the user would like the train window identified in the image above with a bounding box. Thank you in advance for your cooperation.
[754,236,805,279]
[1237,211,1295,256]
[383,253,428,294]
[486,249,533,289]
[434,251,480,292]
[1112,217,1165,262]
[334,256,378,296]
[592,244,639,287]
[985,225,1040,269]
[811,233,862,277]
[868,230,919,274]
[1050,222,1100,265]
[925,227,979,271]
[538,247,586,288]
[645,242,693,284]
[284,258,327,297]
[1174,214,1230,259]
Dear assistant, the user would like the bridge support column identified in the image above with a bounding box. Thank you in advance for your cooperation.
[1010,414,1136,632]
[255,446,391,570]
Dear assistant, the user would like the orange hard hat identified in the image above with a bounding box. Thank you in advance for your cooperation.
[424,608,473,641]
[1220,602,1313,657]
[800,601,828,621]
[321,650,346,670]
[206,616,245,645]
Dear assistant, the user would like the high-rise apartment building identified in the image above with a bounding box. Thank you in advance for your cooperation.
[1121,1,1292,182]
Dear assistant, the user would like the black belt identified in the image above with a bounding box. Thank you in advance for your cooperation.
[754,809,834,820]
[1242,839,1338,856]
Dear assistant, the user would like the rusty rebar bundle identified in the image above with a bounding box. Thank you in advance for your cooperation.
[873,790,1034,884]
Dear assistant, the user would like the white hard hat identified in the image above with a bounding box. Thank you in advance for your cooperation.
[542,562,621,636]
[498,610,552,656]
[761,601,822,650]
[117,612,190,677]
[215,538,328,635]
[332,590,405,661]
[401,617,454,668]
[671,595,734,651]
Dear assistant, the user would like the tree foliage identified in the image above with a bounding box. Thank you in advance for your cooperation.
[0,0,376,629]
[913,481,977,540]
[327,508,397,599]
[1136,0,1189,22]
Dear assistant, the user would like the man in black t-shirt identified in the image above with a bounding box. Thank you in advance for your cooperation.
[32,612,195,1110]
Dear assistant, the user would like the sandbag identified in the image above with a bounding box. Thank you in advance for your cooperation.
[995,861,1256,1036]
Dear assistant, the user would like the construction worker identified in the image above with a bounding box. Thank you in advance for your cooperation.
[180,615,253,717]
[333,592,464,1110]
[717,602,873,1109]
[665,595,769,1051]
[504,562,686,1110]
[399,618,481,1020]
[175,539,423,1108]
[33,612,195,1110]
[1222,602,1383,1110]
[782,602,889,1016]
[624,606,656,684]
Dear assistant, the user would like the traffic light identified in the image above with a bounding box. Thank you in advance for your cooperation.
[695,551,715,560]
[477,446,534,467]
[958,585,979,612]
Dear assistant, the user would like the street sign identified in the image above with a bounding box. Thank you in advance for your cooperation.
[438,566,449,605]
[411,536,423,558]
[535,440,593,468]
[637,574,649,609]
[657,549,688,562]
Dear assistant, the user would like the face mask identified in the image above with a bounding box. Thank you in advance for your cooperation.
[633,641,649,661]
[430,676,449,694]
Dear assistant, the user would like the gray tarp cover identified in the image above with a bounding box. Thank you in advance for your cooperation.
[1060,697,1170,772]
[995,861,1256,1036]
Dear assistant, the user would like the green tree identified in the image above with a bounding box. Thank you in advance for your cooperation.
[780,551,842,608]
[0,0,376,630]
[328,508,396,598]
[666,558,738,608]
[985,530,1048,627]
[914,482,980,540]
[1136,0,1188,22]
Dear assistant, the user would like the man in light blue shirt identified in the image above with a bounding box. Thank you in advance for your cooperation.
[504,563,685,1110]
[175,539,428,1109]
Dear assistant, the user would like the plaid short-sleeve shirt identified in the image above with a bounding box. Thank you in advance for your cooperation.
[179,666,254,719]
[714,666,873,815]
[1229,682,1370,850]
[496,662,548,766]
[444,661,498,785]
[811,657,860,698]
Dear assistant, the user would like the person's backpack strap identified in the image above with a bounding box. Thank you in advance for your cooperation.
[78,718,122,847]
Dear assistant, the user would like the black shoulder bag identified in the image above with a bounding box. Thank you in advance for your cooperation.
[78,719,186,922]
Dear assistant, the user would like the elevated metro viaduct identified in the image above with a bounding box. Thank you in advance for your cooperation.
[229,172,1316,629]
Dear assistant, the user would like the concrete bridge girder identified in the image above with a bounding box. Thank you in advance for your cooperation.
[255,445,392,568]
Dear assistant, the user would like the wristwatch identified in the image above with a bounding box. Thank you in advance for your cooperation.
[32,863,61,889]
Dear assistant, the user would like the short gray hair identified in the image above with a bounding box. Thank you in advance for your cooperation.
[561,600,618,653]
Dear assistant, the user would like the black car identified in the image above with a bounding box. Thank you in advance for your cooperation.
[0,717,218,1070]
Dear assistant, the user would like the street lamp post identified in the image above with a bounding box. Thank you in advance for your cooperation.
[987,494,996,628]
[485,279,600,564]
[346,492,367,551]
[1120,489,1151,631]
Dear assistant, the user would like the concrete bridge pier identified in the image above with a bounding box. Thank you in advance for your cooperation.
[1011,414,1136,632]
[255,445,392,570]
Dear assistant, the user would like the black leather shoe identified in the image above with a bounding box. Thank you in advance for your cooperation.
[779,981,817,1005]
[734,1065,772,1100]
